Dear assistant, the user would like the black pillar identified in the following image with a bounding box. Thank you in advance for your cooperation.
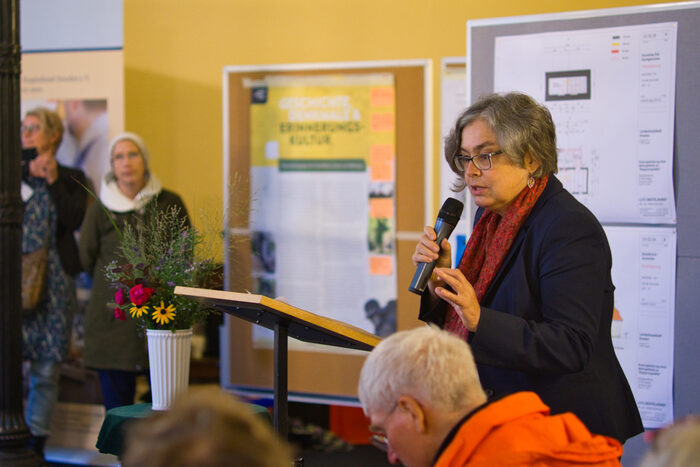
[0,0,42,464]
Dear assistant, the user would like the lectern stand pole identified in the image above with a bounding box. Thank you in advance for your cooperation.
[273,320,289,438]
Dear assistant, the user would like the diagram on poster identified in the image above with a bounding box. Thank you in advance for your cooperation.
[494,22,677,224]
[604,226,676,428]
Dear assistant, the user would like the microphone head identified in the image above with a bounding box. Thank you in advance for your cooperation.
[437,198,464,226]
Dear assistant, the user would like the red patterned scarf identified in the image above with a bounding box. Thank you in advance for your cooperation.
[444,175,549,340]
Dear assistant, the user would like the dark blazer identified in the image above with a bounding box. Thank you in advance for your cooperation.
[48,165,88,276]
[420,176,643,443]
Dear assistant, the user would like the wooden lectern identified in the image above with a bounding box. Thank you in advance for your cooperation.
[174,286,380,439]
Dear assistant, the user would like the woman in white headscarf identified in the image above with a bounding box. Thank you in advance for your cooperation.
[79,132,189,410]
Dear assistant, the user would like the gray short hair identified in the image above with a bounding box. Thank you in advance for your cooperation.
[444,92,558,191]
[358,326,486,416]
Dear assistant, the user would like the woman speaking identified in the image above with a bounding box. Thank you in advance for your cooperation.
[413,92,643,443]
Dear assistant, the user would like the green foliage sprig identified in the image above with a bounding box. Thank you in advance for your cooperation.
[106,204,220,331]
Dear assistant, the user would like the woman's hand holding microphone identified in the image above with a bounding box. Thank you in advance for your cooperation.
[412,226,481,332]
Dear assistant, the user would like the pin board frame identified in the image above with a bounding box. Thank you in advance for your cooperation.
[221,60,432,404]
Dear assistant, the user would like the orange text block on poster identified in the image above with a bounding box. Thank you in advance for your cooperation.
[369,255,393,275]
[370,144,394,182]
[369,197,394,218]
[369,143,393,158]
[370,113,395,132]
[370,87,395,107]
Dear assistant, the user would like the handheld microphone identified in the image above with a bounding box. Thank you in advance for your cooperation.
[408,197,464,295]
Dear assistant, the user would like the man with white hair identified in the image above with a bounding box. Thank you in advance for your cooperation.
[358,326,624,466]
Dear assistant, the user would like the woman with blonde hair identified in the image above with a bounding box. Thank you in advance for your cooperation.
[21,107,87,458]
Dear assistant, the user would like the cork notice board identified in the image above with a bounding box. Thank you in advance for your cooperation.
[221,60,431,403]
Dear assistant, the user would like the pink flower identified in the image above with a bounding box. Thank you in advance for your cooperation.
[129,284,154,306]
[114,307,126,321]
[115,289,128,306]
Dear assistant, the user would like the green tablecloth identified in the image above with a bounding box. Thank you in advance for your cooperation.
[96,402,271,457]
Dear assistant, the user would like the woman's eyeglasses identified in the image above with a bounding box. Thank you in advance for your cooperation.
[111,151,142,162]
[455,149,503,172]
[21,124,42,134]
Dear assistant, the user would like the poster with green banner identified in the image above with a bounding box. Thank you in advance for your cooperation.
[249,73,397,345]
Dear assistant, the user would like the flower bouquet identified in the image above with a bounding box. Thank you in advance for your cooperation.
[105,204,220,409]
[106,205,219,331]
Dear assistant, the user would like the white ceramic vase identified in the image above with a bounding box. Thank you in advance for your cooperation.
[146,328,192,410]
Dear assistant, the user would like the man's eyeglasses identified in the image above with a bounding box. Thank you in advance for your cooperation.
[368,401,398,453]
[21,124,41,134]
[370,433,388,452]
[454,149,503,172]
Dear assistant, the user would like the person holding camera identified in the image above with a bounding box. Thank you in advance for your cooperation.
[21,107,87,458]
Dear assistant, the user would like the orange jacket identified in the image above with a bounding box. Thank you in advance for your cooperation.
[434,392,623,466]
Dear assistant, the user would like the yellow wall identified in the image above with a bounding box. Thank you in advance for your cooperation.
[123,0,676,250]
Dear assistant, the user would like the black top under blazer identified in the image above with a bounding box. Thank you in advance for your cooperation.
[420,175,643,443]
